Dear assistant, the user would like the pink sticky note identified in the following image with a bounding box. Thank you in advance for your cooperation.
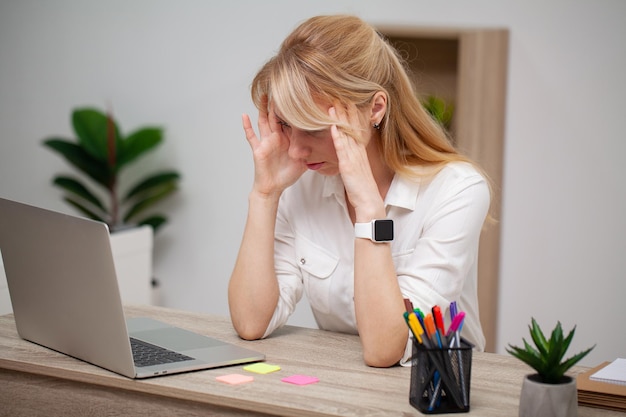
[281,374,319,385]
[216,374,254,385]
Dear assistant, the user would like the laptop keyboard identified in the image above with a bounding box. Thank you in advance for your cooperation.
[130,337,195,368]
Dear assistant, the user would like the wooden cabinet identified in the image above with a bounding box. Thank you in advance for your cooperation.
[376,25,509,352]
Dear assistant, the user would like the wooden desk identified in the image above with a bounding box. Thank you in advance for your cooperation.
[0,306,620,416]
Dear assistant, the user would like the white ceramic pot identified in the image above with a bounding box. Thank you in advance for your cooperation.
[109,225,153,305]
[519,374,578,417]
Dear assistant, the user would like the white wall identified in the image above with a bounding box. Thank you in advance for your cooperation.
[1,0,624,366]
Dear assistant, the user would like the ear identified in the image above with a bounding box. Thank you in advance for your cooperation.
[370,91,387,126]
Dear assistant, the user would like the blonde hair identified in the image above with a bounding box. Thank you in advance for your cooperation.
[251,15,477,178]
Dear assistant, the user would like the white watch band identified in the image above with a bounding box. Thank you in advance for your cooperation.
[354,221,373,240]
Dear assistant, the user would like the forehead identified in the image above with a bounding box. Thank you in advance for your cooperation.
[271,94,331,119]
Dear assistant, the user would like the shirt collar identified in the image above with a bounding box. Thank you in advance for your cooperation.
[322,174,419,212]
[385,174,420,211]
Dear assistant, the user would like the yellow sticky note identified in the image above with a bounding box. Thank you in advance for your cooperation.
[243,363,281,374]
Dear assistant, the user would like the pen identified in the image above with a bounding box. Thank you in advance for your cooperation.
[450,301,458,321]
[413,308,426,332]
[432,305,447,347]
[455,312,469,407]
[404,311,426,346]
[424,314,441,348]
[446,311,465,347]
[423,313,443,409]
[449,311,468,407]
[432,306,445,334]
[403,298,413,313]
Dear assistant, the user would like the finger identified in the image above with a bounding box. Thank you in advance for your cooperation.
[339,102,362,131]
[330,102,366,147]
[331,101,350,122]
[267,107,282,134]
[328,107,343,143]
[328,105,337,120]
[328,107,349,142]
[242,113,260,148]
[257,105,272,138]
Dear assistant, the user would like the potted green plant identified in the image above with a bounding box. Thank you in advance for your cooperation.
[507,318,595,417]
[42,107,181,304]
[43,107,180,232]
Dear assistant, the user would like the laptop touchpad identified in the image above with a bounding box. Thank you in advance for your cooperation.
[132,327,226,351]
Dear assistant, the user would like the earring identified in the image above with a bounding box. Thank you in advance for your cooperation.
[373,122,381,130]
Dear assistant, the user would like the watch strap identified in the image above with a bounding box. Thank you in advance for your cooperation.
[354,221,373,240]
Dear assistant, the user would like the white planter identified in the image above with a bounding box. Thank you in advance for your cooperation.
[519,374,578,417]
[109,225,154,305]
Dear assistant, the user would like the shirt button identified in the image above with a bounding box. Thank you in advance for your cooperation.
[300,258,306,265]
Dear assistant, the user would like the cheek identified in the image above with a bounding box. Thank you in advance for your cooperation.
[324,139,339,160]
[309,134,336,156]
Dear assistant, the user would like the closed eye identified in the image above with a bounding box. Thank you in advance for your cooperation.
[274,116,291,133]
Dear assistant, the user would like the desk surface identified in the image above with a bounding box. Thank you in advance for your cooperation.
[0,305,620,417]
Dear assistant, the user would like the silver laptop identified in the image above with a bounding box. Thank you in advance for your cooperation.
[0,197,264,378]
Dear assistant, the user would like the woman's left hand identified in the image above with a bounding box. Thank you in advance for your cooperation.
[329,104,385,220]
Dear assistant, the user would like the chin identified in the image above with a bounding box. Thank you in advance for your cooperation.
[316,167,339,176]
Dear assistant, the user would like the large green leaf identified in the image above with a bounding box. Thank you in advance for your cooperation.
[530,318,549,357]
[72,108,122,165]
[556,346,595,378]
[63,197,106,223]
[506,344,543,373]
[546,322,564,369]
[124,171,180,201]
[123,183,177,223]
[43,138,112,188]
[118,127,163,168]
[52,176,106,212]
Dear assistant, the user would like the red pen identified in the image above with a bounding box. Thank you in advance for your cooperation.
[432,305,446,336]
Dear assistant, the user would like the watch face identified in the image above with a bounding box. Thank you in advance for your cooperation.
[374,219,394,242]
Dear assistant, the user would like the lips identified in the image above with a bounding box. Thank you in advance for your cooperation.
[306,162,324,171]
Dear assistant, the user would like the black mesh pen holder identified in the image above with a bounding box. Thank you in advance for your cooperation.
[409,338,473,414]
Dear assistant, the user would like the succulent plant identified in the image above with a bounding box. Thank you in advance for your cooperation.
[506,317,594,384]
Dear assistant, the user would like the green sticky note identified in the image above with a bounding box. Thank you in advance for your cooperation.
[243,363,281,374]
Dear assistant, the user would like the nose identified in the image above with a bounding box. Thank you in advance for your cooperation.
[287,129,311,160]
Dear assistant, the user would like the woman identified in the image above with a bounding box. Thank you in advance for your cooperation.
[228,15,490,367]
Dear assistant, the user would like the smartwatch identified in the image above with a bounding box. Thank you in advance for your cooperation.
[354,219,394,243]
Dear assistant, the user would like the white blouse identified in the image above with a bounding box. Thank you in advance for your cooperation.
[262,162,489,361]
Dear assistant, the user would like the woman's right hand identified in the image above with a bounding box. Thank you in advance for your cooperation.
[242,97,307,198]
